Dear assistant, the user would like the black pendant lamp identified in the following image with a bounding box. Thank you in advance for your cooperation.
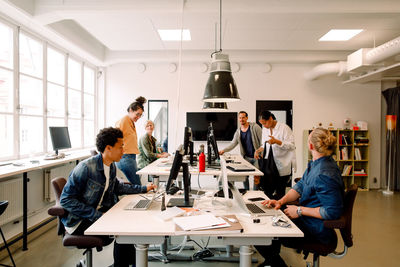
[202,0,240,103]
[202,101,228,110]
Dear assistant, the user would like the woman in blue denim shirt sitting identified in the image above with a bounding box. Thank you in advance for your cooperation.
[255,128,344,267]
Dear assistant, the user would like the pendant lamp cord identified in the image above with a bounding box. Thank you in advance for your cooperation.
[211,0,222,57]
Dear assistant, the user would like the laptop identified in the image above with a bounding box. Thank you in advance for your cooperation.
[228,182,277,216]
[227,164,255,172]
[124,192,159,211]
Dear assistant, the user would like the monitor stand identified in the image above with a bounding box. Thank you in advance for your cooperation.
[167,198,194,208]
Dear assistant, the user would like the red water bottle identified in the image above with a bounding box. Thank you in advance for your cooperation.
[199,152,205,172]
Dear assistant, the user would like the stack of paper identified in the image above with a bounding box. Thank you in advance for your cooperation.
[173,214,230,231]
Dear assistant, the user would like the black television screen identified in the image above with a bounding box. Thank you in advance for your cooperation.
[186,112,237,141]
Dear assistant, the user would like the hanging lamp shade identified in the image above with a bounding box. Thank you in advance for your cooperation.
[202,102,228,110]
[203,53,240,102]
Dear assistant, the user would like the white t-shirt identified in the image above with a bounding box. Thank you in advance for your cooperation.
[261,121,296,176]
[65,163,111,234]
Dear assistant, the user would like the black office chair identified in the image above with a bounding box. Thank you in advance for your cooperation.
[0,201,16,267]
[288,184,358,267]
[47,177,105,267]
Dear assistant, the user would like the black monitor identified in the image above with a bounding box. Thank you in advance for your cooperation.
[207,123,220,165]
[165,145,194,207]
[183,127,195,165]
[49,126,71,155]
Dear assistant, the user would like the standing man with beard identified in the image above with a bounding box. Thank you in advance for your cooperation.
[219,111,262,190]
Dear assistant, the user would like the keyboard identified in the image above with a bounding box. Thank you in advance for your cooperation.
[246,203,266,214]
[124,199,151,210]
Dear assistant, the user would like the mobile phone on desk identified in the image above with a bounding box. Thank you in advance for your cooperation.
[248,197,266,202]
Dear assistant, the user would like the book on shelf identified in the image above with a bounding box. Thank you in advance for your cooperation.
[340,147,349,160]
[342,164,352,176]
[354,169,367,176]
[354,148,362,160]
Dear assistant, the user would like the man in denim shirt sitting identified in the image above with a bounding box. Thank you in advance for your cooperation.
[60,127,156,267]
[255,128,344,267]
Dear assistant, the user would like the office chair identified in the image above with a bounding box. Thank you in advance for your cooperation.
[47,177,105,267]
[288,184,358,267]
[0,201,16,267]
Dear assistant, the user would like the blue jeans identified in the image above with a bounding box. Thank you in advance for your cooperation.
[116,154,141,185]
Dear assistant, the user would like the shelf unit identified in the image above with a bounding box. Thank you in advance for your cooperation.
[303,129,369,191]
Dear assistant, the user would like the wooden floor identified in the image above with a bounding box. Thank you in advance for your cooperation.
[1,190,400,267]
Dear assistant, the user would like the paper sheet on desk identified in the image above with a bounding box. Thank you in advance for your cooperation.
[173,214,230,231]
[175,215,243,234]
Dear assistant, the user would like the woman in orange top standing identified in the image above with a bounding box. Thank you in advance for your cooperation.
[115,96,146,185]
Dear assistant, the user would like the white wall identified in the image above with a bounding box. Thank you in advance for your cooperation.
[106,62,381,188]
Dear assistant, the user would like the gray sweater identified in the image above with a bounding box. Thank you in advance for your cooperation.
[223,122,262,158]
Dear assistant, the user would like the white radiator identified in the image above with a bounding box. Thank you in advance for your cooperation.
[0,177,23,226]
[43,165,72,202]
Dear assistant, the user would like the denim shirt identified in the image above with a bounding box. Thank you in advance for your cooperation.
[60,154,147,228]
[293,156,344,243]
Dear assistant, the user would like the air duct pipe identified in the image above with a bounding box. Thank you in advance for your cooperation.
[304,61,347,81]
[305,35,400,80]
[365,36,400,64]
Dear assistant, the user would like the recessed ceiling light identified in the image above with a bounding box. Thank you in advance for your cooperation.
[158,29,191,41]
[319,29,363,41]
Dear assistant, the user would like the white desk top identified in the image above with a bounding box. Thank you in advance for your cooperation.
[137,154,263,177]
[85,190,303,238]
[0,150,91,179]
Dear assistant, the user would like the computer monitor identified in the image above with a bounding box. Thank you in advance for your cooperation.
[165,145,194,207]
[49,126,71,155]
[183,127,195,165]
[207,123,220,165]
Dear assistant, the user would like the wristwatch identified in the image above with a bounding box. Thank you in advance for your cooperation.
[296,206,303,217]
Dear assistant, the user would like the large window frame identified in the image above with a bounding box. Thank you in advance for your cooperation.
[0,17,98,161]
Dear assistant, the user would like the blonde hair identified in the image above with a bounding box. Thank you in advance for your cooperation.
[144,120,154,128]
[309,128,336,156]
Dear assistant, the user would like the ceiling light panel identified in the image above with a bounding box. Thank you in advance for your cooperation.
[319,29,363,41]
[158,29,191,41]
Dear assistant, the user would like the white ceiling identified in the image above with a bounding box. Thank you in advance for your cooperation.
[3,0,400,64]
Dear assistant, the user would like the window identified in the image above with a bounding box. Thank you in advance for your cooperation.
[83,66,95,147]
[19,33,44,155]
[0,21,14,159]
[0,22,13,69]
[0,18,98,161]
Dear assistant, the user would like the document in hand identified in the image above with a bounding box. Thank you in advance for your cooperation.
[173,214,230,231]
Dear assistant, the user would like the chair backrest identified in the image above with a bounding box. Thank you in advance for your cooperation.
[0,200,9,216]
[340,184,358,248]
[52,177,67,204]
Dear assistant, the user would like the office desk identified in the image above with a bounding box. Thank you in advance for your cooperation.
[137,154,263,183]
[85,191,303,267]
[0,150,91,250]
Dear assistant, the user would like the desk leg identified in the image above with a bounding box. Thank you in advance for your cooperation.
[239,245,253,267]
[135,244,149,267]
[22,172,28,251]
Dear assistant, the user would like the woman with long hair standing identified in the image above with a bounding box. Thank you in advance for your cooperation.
[115,96,146,185]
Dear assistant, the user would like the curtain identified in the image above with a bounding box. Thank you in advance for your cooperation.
[382,86,400,191]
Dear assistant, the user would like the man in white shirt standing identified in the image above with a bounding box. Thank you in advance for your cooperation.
[254,110,296,199]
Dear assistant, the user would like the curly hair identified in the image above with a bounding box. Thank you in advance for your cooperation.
[96,127,123,153]
[127,96,147,112]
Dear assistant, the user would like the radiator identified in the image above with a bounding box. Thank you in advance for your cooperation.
[43,165,72,202]
[0,177,23,226]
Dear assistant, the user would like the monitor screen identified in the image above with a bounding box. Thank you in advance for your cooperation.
[186,112,237,141]
[49,127,72,153]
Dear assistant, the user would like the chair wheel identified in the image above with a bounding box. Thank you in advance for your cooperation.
[76,258,86,267]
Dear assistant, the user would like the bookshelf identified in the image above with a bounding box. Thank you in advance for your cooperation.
[303,129,369,191]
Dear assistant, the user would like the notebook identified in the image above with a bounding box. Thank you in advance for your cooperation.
[227,164,255,172]
[124,193,158,211]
